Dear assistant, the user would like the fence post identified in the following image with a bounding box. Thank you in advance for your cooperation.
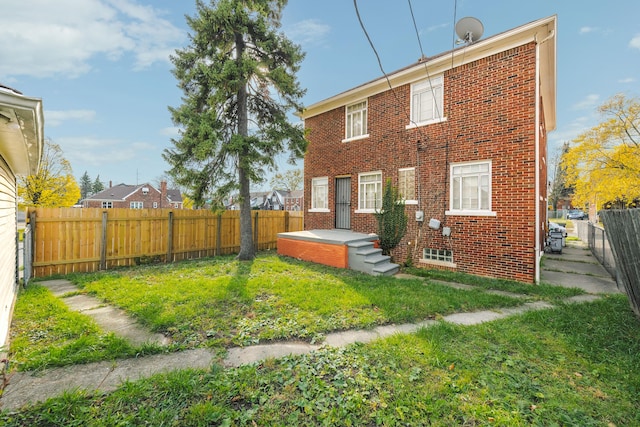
[28,210,36,282]
[253,211,258,252]
[167,211,174,262]
[100,211,107,270]
[216,213,222,256]
[284,211,290,232]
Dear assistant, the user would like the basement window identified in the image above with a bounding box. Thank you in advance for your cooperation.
[423,248,453,263]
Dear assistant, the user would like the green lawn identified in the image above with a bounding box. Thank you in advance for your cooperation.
[8,254,581,371]
[3,295,638,426]
[8,285,162,371]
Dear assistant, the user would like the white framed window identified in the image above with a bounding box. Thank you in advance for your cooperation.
[310,177,329,212]
[357,171,382,212]
[446,161,496,216]
[101,201,113,209]
[344,100,368,141]
[130,201,143,209]
[398,167,417,204]
[408,75,444,128]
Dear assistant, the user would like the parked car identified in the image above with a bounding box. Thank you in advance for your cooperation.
[567,210,587,220]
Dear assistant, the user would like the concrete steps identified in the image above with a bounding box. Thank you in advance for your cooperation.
[347,240,400,276]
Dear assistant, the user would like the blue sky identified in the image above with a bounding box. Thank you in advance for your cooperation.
[1,0,639,190]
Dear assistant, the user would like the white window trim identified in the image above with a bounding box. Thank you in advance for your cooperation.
[310,176,329,212]
[398,167,417,204]
[342,134,370,143]
[355,171,382,213]
[343,99,369,142]
[406,75,446,129]
[445,160,496,217]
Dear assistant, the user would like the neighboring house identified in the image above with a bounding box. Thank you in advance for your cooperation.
[263,189,304,211]
[226,191,275,210]
[82,181,183,209]
[284,190,303,211]
[0,85,44,345]
[300,16,556,283]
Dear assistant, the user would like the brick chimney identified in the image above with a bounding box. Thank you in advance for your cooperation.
[160,180,167,208]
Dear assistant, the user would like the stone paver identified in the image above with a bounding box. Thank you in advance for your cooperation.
[2,349,215,410]
[39,280,170,347]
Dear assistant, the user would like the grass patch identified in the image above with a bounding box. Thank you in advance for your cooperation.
[404,267,584,302]
[8,285,161,372]
[3,295,638,425]
[58,254,526,349]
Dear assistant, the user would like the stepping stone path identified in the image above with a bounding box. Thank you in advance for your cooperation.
[40,279,170,347]
[0,240,620,411]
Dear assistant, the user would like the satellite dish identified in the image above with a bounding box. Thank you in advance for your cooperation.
[455,17,484,44]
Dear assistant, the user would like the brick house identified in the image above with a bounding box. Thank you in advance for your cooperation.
[83,181,183,209]
[300,16,556,283]
[264,189,304,211]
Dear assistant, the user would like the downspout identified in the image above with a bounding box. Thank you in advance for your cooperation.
[534,29,554,283]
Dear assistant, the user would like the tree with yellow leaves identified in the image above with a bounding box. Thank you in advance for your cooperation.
[18,138,81,207]
[564,94,640,209]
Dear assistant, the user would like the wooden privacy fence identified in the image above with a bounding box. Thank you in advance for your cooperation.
[27,208,303,278]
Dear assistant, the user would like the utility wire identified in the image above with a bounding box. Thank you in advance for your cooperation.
[407,0,443,122]
[353,0,417,129]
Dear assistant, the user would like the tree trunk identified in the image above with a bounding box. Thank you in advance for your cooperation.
[235,32,255,261]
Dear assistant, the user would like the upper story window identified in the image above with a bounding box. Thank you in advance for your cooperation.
[447,161,495,216]
[130,201,143,209]
[344,100,368,141]
[101,201,113,209]
[310,177,329,212]
[408,75,444,128]
[357,171,382,212]
[398,167,416,204]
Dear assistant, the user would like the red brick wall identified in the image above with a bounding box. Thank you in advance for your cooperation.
[304,43,543,283]
[84,186,167,209]
[277,238,348,268]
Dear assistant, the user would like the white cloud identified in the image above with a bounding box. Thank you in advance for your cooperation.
[572,94,600,110]
[160,126,181,137]
[46,110,96,127]
[286,19,331,46]
[59,136,141,167]
[579,26,596,35]
[0,0,185,79]
[426,23,449,33]
[630,34,640,50]
[619,77,636,83]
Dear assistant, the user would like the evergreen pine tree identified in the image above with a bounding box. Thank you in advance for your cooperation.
[80,171,92,200]
[92,175,105,194]
[163,0,306,260]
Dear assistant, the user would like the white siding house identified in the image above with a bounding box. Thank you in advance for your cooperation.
[0,86,43,347]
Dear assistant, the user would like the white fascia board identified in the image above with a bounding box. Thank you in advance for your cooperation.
[0,91,44,176]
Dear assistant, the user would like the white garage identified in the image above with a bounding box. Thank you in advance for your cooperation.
[0,86,43,347]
